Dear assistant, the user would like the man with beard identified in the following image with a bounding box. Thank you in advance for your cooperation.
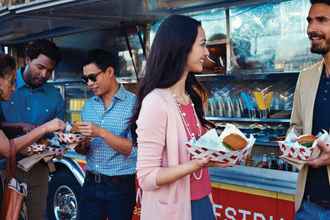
[292,0,330,219]
[0,39,64,220]
[76,49,136,220]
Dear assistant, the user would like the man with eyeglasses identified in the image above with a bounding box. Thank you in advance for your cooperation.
[76,49,136,220]
[0,39,64,220]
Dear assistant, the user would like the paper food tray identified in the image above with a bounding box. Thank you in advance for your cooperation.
[54,132,84,149]
[187,124,255,164]
[277,130,330,161]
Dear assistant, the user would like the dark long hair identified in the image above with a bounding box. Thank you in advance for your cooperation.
[130,15,213,140]
[310,0,330,5]
[0,54,16,78]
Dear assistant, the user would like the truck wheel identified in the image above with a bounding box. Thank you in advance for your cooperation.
[47,170,81,220]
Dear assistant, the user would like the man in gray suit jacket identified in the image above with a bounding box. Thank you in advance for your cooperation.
[292,0,330,219]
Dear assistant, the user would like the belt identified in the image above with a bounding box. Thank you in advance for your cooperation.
[305,195,330,209]
[85,171,135,184]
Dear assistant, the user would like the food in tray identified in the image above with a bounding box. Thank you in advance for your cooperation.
[37,138,49,146]
[296,134,317,148]
[187,123,255,164]
[278,130,325,161]
[64,121,81,134]
[70,122,80,134]
[223,133,247,150]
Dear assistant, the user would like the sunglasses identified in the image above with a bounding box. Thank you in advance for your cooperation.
[81,71,103,84]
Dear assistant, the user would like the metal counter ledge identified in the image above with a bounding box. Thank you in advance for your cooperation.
[209,166,298,195]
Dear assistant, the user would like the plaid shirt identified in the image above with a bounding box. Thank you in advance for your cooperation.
[81,85,137,176]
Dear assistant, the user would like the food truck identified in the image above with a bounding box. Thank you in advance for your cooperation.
[0,0,320,219]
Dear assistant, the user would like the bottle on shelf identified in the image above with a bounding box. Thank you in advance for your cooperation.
[269,153,278,170]
[278,158,285,170]
[258,154,269,169]
[284,161,293,172]
[244,154,254,166]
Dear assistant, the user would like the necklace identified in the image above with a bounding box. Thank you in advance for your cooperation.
[173,92,190,105]
[172,94,202,138]
[173,93,203,180]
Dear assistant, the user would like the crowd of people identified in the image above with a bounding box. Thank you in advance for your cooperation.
[0,0,329,220]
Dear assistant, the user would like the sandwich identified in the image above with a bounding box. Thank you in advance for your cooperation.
[37,138,49,146]
[223,133,247,151]
[297,134,316,148]
[70,122,80,134]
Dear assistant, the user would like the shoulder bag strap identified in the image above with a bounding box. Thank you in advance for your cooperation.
[5,140,16,180]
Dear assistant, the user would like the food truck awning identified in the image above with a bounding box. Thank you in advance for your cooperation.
[148,0,269,13]
[0,0,157,44]
[0,0,269,44]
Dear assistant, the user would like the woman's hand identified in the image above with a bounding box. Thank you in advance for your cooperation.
[206,161,233,168]
[193,157,212,168]
[20,123,37,133]
[43,118,66,133]
[192,156,233,168]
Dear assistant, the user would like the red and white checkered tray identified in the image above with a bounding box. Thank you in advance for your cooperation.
[187,124,255,164]
[26,143,47,154]
[186,144,253,164]
[277,130,329,161]
[278,141,319,161]
[25,143,63,156]
[54,132,85,149]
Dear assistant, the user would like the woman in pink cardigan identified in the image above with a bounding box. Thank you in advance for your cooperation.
[131,15,229,220]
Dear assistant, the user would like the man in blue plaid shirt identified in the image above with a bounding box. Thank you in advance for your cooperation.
[76,49,137,220]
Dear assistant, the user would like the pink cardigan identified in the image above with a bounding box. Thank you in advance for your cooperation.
[136,89,192,220]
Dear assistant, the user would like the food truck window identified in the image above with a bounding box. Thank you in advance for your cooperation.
[187,8,226,43]
[115,34,146,80]
[150,9,227,74]
[189,9,227,74]
[53,28,145,82]
[229,0,321,73]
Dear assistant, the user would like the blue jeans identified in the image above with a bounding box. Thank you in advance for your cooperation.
[295,200,330,220]
[78,173,136,220]
[191,195,216,220]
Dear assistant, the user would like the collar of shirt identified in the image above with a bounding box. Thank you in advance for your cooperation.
[321,65,330,80]
[16,68,46,92]
[92,84,128,104]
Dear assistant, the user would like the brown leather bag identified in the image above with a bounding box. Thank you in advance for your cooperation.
[1,140,27,220]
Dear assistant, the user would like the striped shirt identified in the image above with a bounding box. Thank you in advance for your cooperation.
[81,85,137,176]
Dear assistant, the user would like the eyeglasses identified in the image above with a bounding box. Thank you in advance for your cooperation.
[81,71,103,84]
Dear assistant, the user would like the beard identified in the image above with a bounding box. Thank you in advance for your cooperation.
[309,33,330,55]
[310,42,330,54]
[24,65,46,88]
